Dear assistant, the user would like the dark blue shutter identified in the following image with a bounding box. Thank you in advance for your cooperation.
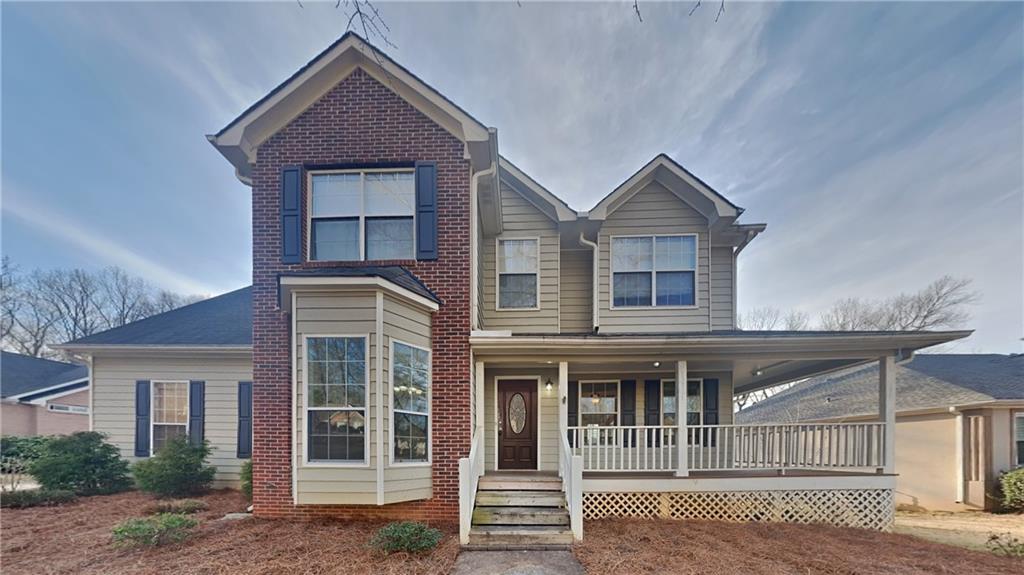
[620,380,636,445]
[644,380,661,446]
[134,380,151,457]
[414,161,438,260]
[703,378,719,447]
[189,380,205,446]
[567,381,578,447]
[281,166,302,264]
[237,381,253,458]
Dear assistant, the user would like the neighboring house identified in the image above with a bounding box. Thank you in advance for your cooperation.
[737,354,1024,512]
[59,33,970,545]
[1,351,90,436]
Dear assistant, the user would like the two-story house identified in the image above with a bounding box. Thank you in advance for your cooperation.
[60,33,969,546]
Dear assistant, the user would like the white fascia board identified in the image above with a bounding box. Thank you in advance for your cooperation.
[279,276,440,313]
[9,378,90,404]
[498,158,576,222]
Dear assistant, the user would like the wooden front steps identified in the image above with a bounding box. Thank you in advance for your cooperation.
[467,472,573,548]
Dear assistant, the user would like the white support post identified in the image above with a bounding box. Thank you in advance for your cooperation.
[475,361,485,475]
[558,361,569,477]
[879,355,896,474]
[676,360,689,477]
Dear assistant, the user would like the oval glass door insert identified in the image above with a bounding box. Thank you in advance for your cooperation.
[508,393,527,434]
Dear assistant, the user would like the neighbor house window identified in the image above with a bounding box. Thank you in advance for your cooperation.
[579,382,618,427]
[497,238,539,309]
[392,341,431,463]
[305,336,367,463]
[152,381,188,452]
[611,235,696,307]
[47,403,88,414]
[310,171,415,261]
[1015,413,1024,467]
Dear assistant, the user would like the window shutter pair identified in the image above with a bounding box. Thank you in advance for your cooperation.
[133,380,205,457]
[278,162,438,264]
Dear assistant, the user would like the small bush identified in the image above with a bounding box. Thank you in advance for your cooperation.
[28,432,131,495]
[133,437,216,498]
[143,499,208,515]
[999,468,1024,511]
[369,521,443,555]
[987,532,1024,558]
[240,459,252,501]
[0,489,77,509]
[112,513,197,547]
[1,436,51,472]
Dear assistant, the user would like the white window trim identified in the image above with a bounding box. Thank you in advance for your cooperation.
[495,236,541,311]
[306,168,417,263]
[47,403,88,415]
[660,378,704,426]
[389,339,432,467]
[609,233,699,310]
[1014,411,1024,468]
[492,376,544,471]
[578,380,621,427]
[301,334,372,468]
[150,380,189,456]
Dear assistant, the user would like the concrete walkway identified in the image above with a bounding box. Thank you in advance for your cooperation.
[451,550,585,575]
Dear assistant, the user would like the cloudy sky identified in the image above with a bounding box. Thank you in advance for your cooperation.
[2,1,1021,352]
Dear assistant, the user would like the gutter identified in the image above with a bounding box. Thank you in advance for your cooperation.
[578,233,600,332]
[470,131,499,330]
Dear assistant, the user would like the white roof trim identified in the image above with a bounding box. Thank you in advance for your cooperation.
[8,377,89,404]
[498,158,576,222]
[279,276,440,312]
[52,344,253,354]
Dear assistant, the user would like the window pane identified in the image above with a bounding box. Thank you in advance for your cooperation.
[312,174,360,217]
[613,272,652,307]
[580,383,617,421]
[655,236,696,270]
[499,274,537,308]
[308,409,366,462]
[364,172,415,216]
[153,382,187,425]
[366,217,414,260]
[394,412,428,462]
[313,218,359,261]
[611,237,653,272]
[153,424,186,453]
[656,271,695,306]
[498,239,538,273]
[662,381,676,419]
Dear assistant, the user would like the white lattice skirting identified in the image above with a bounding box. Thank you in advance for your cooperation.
[583,489,894,531]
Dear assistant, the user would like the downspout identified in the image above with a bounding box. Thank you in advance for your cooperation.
[470,132,499,331]
[578,233,599,332]
[951,406,965,503]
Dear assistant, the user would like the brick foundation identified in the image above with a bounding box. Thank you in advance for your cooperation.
[251,68,471,521]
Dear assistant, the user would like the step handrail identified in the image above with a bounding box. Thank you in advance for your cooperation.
[559,431,583,540]
[459,432,483,544]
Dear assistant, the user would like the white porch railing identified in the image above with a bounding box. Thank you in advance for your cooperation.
[559,430,584,540]
[567,422,886,473]
[458,432,484,544]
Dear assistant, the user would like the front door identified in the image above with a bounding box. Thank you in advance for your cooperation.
[497,380,537,469]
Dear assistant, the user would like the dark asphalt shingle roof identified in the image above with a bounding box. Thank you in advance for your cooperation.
[1,352,89,399]
[736,354,1024,423]
[279,266,441,304]
[63,286,253,347]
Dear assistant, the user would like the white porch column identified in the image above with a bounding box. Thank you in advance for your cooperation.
[676,360,689,477]
[558,361,569,433]
[474,361,485,474]
[879,355,896,474]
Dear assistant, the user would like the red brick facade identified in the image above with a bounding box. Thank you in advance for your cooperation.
[251,68,471,521]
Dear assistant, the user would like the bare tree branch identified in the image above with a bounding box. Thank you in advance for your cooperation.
[633,0,643,22]
[738,306,782,330]
[689,0,702,17]
[716,0,725,23]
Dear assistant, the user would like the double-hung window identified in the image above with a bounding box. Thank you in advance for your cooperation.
[392,341,431,464]
[661,379,706,444]
[152,381,188,453]
[1015,413,1024,467]
[305,336,367,463]
[497,238,539,309]
[310,171,415,261]
[579,382,618,427]
[611,235,697,307]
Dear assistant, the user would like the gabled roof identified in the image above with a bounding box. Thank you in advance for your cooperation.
[1,352,88,400]
[498,157,576,223]
[208,32,496,184]
[736,354,1024,423]
[586,154,743,225]
[58,287,253,349]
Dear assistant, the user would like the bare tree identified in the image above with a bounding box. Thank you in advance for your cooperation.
[783,309,810,331]
[819,276,978,331]
[36,268,104,342]
[148,290,205,315]
[819,297,879,331]
[737,306,782,330]
[0,257,18,343]
[96,267,154,328]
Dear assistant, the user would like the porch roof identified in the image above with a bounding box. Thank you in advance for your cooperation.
[469,329,971,393]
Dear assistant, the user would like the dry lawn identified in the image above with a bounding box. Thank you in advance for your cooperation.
[895,510,1024,551]
[1,490,459,575]
[575,518,1021,575]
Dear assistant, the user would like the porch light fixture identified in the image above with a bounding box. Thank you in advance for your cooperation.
[653,361,661,368]
[544,378,553,392]
[591,392,600,405]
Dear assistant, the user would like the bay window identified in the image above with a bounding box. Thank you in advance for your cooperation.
[310,171,415,261]
[305,336,367,463]
[611,234,697,307]
[392,341,431,464]
[497,238,539,309]
[152,381,188,453]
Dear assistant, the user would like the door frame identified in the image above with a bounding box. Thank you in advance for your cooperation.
[493,376,542,470]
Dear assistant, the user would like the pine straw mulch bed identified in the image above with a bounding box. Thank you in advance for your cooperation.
[575,518,1021,575]
[1,490,459,575]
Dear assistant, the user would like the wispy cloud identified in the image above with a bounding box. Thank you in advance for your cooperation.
[2,185,217,295]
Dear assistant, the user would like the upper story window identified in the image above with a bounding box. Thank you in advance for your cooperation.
[305,336,368,464]
[310,171,415,261]
[497,238,539,309]
[611,234,696,308]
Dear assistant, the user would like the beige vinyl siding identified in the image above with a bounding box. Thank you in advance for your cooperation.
[382,294,432,504]
[892,412,963,511]
[482,183,560,333]
[709,246,735,330]
[293,291,378,505]
[598,181,710,333]
[484,368,559,472]
[90,353,252,486]
[559,249,593,333]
